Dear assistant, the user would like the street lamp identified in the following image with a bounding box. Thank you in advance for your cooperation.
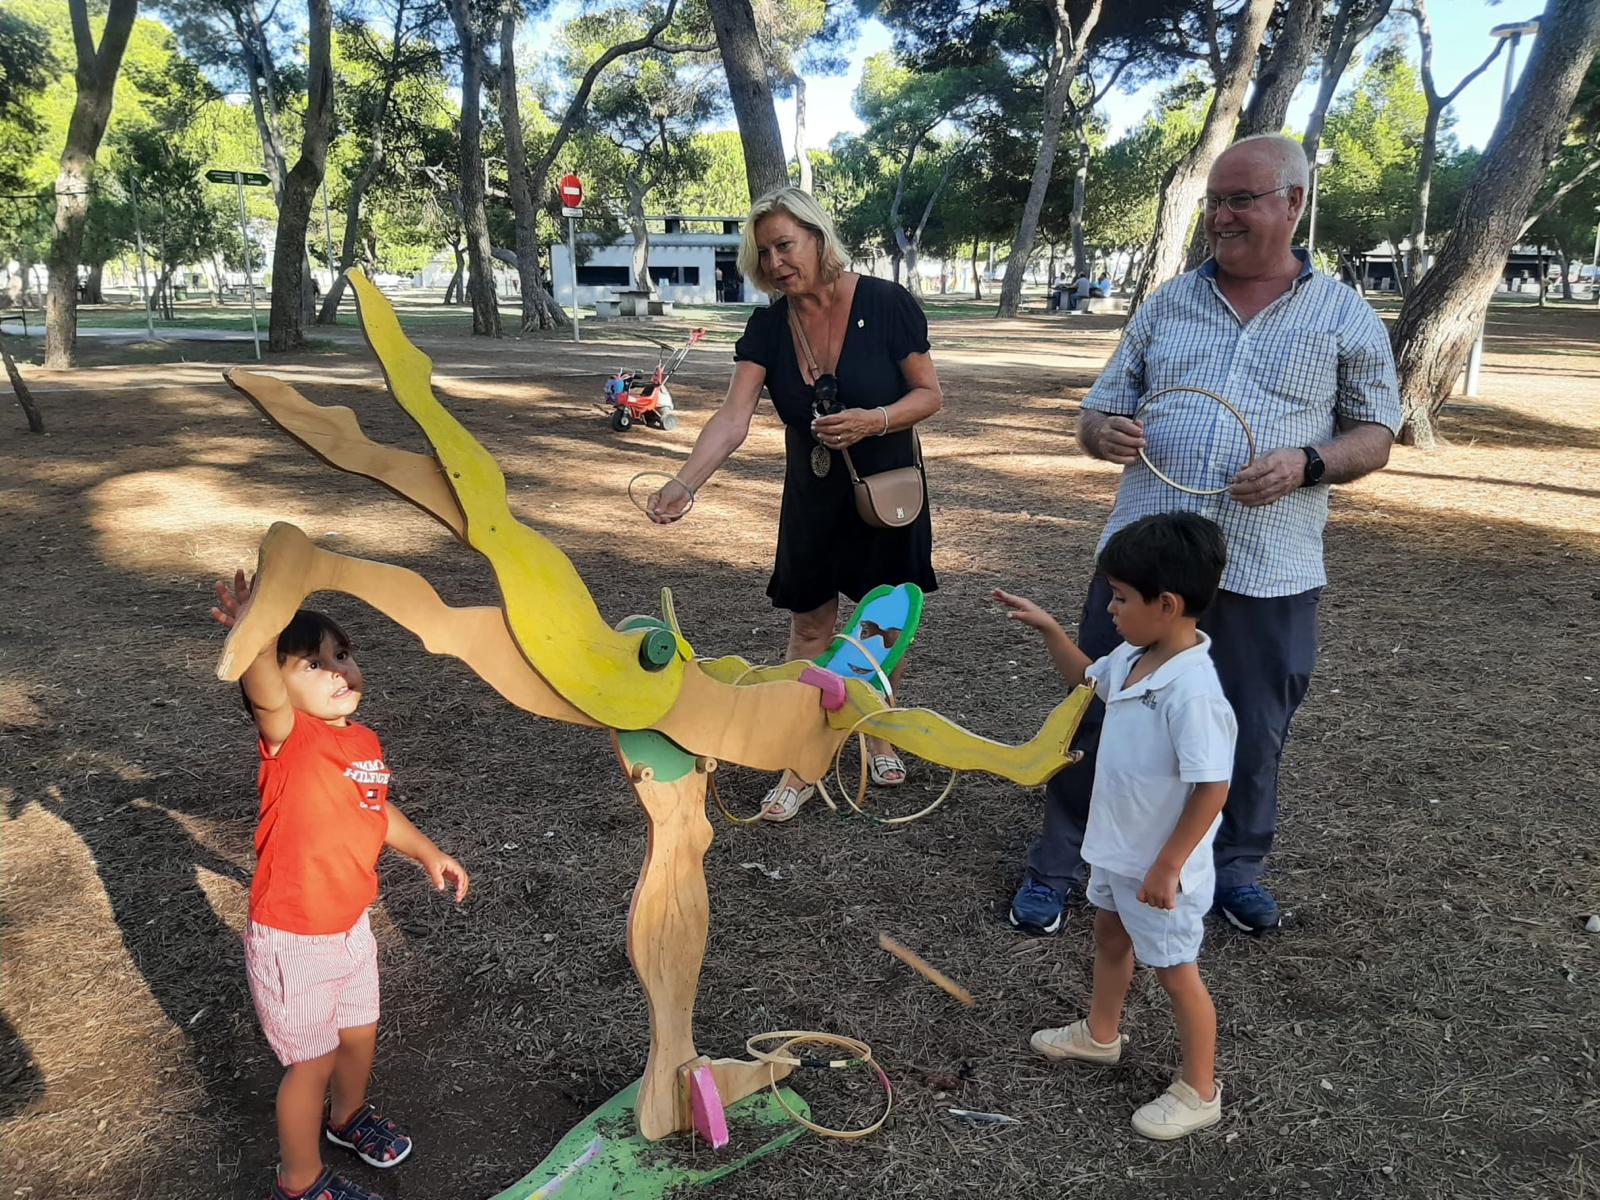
[1463,15,1541,397]
[1307,146,1335,263]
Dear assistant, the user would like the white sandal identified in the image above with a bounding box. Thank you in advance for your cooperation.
[868,753,907,787]
[760,782,814,823]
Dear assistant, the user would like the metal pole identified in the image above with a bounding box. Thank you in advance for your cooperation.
[237,180,262,360]
[1307,163,1320,262]
[1591,210,1599,307]
[569,214,580,344]
[320,179,336,297]
[129,175,155,340]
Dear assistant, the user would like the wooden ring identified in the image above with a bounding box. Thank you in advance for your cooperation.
[628,471,695,518]
[1131,386,1257,497]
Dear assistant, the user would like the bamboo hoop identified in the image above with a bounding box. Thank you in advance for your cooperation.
[1132,385,1257,497]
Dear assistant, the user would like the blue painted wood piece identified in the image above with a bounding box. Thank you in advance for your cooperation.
[815,583,924,693]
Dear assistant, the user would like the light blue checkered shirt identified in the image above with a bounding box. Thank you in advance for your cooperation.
[1083,252,1401,597]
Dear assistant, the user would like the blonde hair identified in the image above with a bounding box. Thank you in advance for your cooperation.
[737,187,849,297]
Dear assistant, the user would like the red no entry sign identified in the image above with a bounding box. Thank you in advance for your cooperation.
[559,174,583,207]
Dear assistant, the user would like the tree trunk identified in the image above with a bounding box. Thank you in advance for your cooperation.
[445,240,465,303]
[1391,0,1600,448]
[318,0,409,325]
[996,0,1104,318]
[1557,243,1571,300]
[1238,0,1325,138]
[267,0,333,352]
[707,0,788,198]
[794,74,813,193]
[83,261,103,304]
[2,336,45,433]
[972,239,982,300]
[1407,2,1506,288]
[448,0,501,336]
[1302,0,1395,166]
[496,12,569,331]
[44,0,140,369]
[1069,100,1090,277]
[1129,0,1274,314]
[625,177,656,297]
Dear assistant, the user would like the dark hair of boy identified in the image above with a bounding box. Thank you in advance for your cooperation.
[1096,512,1228,616]
[239,609,352,714]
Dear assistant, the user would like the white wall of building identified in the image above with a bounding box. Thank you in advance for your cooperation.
[551,232,762,305]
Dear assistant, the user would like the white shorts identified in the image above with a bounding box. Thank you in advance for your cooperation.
[1086,867,1210,968]
[245,911,380,1065]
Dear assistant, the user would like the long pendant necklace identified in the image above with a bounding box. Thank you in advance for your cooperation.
[803,289,838,479]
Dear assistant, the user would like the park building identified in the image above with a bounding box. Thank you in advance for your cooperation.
[549,215,761,309]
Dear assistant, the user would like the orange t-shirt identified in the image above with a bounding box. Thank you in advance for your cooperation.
[250,709,391,935]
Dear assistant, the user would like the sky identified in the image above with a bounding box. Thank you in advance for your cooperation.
[764,0,1545,160]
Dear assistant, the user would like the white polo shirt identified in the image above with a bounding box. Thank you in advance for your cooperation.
[1081,632,1237,890]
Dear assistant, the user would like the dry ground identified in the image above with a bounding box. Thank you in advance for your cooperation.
[2,299,1597,1200]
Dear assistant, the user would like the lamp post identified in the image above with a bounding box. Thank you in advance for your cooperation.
[1464,16,1541,396]
[1307,146,1335,263]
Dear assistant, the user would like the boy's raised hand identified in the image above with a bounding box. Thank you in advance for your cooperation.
[992,588,1057,633]
[210,569,254,629]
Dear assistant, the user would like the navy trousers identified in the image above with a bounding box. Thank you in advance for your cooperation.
[1025,576,1320,892]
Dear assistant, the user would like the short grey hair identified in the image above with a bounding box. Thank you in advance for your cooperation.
[738,187,849,297]
[1226,133,1310,195]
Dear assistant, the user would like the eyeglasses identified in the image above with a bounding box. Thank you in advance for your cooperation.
[1201,184,1294,214]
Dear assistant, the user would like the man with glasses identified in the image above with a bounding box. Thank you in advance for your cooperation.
[1009,134,1401,936]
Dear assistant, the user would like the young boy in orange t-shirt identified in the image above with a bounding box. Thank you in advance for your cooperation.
[211,571,469,1200]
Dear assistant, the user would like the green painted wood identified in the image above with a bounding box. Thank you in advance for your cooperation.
[616,729,698,784]
[488,1080,809,1200]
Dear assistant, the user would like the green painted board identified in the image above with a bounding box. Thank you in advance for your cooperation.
[489,1080,810,1199]
[616,729,698,784]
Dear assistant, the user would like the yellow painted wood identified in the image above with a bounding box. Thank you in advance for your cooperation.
[348,270,683,730]
[828,680,1097,788]
[224,369,466,538]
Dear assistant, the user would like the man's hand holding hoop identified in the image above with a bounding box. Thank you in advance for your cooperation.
[1094,415,1147,464]
[1228,449,1304,508]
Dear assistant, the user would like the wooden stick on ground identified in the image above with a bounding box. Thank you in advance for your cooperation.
[878,933,976,1008]
[0,335,43,433]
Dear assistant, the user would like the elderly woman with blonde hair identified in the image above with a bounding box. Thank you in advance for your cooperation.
[646,186,943,821]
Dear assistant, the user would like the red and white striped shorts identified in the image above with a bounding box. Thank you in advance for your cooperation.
[245,911,381,1066]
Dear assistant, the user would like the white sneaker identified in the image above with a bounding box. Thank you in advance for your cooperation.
[1131,1078,1222,1140]
[1029,1019,1125,1064]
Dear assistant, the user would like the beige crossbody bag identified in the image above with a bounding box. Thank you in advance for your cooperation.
[788,305,926,530]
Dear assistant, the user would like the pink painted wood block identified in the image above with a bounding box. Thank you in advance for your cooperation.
[688,1062,730,1149]
[798,665,847,712]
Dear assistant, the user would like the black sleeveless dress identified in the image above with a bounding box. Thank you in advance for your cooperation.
[733,275,939,614]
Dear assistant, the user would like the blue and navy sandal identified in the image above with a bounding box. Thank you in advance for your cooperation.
[270,1166,384,1200]
[325,1103,414,1169]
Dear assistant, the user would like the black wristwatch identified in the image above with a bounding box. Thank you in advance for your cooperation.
[1301,445,1326,487]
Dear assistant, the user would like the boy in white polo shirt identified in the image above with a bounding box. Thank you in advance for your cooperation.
[994,511,1236,1140]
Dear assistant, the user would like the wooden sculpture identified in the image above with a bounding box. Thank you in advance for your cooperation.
[215,270,1093,1159]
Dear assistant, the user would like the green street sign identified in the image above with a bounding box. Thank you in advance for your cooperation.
[206,169,271,186]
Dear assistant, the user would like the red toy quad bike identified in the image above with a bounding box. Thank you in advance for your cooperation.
[602,328,705,433]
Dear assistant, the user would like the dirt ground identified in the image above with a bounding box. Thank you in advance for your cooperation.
[2,298,1598,1200]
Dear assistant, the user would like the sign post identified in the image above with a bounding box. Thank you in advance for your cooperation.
[559,174,584,344]
[206,169,271,360]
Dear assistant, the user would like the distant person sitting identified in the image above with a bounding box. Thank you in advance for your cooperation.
[1065,274,1091,312]
[1092,275,1112,298]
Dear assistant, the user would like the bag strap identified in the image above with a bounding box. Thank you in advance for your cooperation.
[841,429,922,485]
[786,304,822,386]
